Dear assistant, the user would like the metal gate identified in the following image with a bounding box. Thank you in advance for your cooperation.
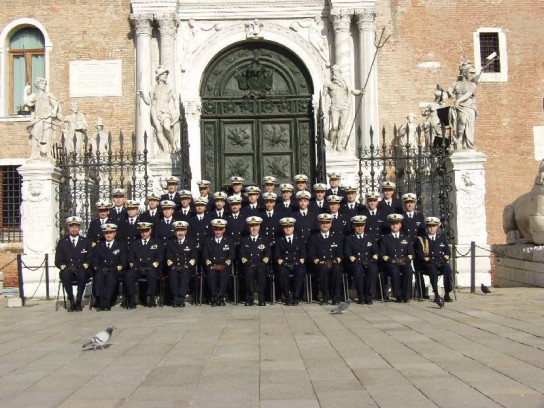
[356,126,454,239]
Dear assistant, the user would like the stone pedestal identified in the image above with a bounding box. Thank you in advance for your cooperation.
[17,160,62,298]
[446,151,491,287]
[493,244,544,287]
[148,157,175,195]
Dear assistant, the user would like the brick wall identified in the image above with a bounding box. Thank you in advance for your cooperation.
[0,247,21,288]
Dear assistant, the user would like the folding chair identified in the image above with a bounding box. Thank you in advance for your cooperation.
[230,265,239,305]
[55,278,93,311]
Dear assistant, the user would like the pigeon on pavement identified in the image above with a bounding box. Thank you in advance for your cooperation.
[330,298,352,314]
[434,296,445,308]
[481,283,491,295]
[82,326,116,351]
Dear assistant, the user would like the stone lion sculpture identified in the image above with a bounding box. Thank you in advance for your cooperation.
[503,160,544,244]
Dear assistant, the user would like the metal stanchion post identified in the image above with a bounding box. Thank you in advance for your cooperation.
[45,254,50,300]
[17,254,25,306]
[470,241,476,294]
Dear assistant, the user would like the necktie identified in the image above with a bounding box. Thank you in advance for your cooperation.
[287,237,292,244]
[150,210,155,217]
[252,237,257,242]
[430,236,435,241]
[302,212,306,217]
[350,205,354,210]
[323,234,328,239]
[387,201,392,207]
[166,219,170,225]
[371,211,375,216]
[183,210,187,215]
[143,239,148,246]
[170,195,174,200]
[268,212,272,218]
[100,219,105,225]
[72,239,77,247]
[130,218,134,225]
[358,235,362,239]
[198,216,202,221]
[107,242,111,249]
[179,240,183,245]
[409,213,412,219]
[233,215,237,219]
[117,208,121,214]
[216,238,221,244]
[285,203,289,208]
[334,215,337,219]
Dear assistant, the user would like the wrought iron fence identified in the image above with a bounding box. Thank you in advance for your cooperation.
[357,125,454,239]
[55,131,150,237]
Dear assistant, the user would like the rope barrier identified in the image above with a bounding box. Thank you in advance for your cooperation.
[19,257,46,272]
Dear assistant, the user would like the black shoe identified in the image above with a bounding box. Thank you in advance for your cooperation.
[331,299,339,306]
[219,298,226,306]
[147,296,157,307]
[292,299,300,306]
[357,299,364,304]
[180,301,186,307]
[365,299,373,305]
[395,297,402,303]
[245,300,254,306]
[422,294,430,300]
[75,303,83,312]
[402,298,410,303]
[320,297,329,306]
[211,300,218,307]
[444,294,453,302]
[258,301,266,306]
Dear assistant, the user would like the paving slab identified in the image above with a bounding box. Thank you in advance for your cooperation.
[0,287,543,407]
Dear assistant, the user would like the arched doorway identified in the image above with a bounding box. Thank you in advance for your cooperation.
[200,43,315,190]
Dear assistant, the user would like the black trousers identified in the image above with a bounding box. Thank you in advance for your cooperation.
[242,264,267,301]
[206,265,229,299]
[93,269,118,307]
[384,263,413,300]
[316,263,342,301]
[125,268,159,297]
[351,262,378,300]
[421,262,453,295]
[60,269,90,303]
[169,267,193,300]
[276,264,306,301]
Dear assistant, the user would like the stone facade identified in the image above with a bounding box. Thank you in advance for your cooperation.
[0,1,543,287]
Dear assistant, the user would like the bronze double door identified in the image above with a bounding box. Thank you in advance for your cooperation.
[200,43,315,190]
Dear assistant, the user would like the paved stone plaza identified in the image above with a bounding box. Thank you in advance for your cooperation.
[1,287,543,408]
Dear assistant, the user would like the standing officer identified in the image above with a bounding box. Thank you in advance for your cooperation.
[126,222,164,307]
[160,176,182,211]
[379,214,414,303]
[212,191,229,218]
[188,197,212,250]
[344,215,379,304]
[165,221,198,307]
[202,219,236,306]
[195,179,214,212]
[54,216,92,311]
[273,217,306,305]
[239,216,271,306]
[294,174,309,193]
[277,183,297,216]
[378,181,402,215]
[178,190,194,220]
[139,192,162,224]
[260,192,281,244]
[153,200,178,241]
[325,172,347,200]
[310,183,328,213]
[293,190,319,243]
[326,195,350,235]
[91,223,126,310]
[118,199,141,250]
[363,191,389,239]
[401,193,425,242]
[242,186,261,216]
[341,185,364,218]
[259,176,277,208]
[414,217,454,302]
[307,213,344,305]
[109,188,127,225]
[87,200,114,244]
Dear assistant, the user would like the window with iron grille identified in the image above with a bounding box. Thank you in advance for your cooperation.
[479,32,500,73]
[0,166,22,242]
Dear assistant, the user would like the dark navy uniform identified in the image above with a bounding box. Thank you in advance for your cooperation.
[344,232,379,303]
[160,192,182,211]
[126,238,165,306]
[378,198,403,215]
[379,232,414,302]
[276,201,298,216]
[87,217,114,243]
[239,234,271,305]
[307,231,344,303]
[309,198,327,214]
[293,209,319,243]
[54,235,92,310]
[241,204,261,218]
[165,237,198,306]
[362,208,389,239]
[139,208,161,224]
[273,234,307,304]
[260,210,282,244]
[118,216,141,250]
[177,206,194,222]
[153,217,178,242]
[329,213,351,235]
[401,211,426,242]
[202,235,236,304]
[341,201,364,218]
[414,234,453,299]
[91,239,127,309]
[225,213,246,248]
[188,213,213,250]
[109,206,128,225]
[325,187,347,200]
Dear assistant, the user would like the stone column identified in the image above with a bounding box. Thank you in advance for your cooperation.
[356,8,379,148]
[183,98,202,193]
[17,160,62,298]
[130,14,154,157]
[330,9,352,86]
[155,13,178,88]
[446,151,491,287]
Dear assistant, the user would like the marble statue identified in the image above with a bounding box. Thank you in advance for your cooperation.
[138,66,179,154]
[92,117,109,154]
[180,19,223,72]
[444,60,478,150]
[422,86,447,146]
[246,19,264,38]
[63,102,88,154]
[23,77,61,160]
[290,16,329,64]
[503,160,544,245]
[322,65,363,151]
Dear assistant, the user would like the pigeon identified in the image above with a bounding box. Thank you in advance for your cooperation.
[82,326,116,351]
[330,298,352,314]
[481,283,491,295]
[434,296,445,309]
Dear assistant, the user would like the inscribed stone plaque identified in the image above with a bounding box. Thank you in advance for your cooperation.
[69,60,122,97]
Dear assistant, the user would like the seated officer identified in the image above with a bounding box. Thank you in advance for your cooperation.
[379,214,414,303]
[165,221,198,307]
[54,216,92,312]
[87,200,114,244]
[344,215,379,304]
[307,213,344,305]
[126,222,164,307]
[91,223,126,310]
[273,217,306,305]
[239,216,271,306]
[414,217,454,302]
[202,219,235,306]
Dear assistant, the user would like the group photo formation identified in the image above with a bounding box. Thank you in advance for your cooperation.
[55,172,454,312]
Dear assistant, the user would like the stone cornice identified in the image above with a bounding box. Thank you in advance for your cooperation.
[330,9,351,32]
[355,8,376,31]
[155,13,179,36]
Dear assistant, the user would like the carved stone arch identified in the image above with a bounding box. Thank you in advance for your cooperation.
[199,42,315,190]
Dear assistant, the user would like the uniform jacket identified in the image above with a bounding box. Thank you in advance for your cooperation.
[239,234,271,267]
[414,234,450,270]
[293,208,319,242]
[202,235,236,266]
[379,232,414,264]
[361,207,389,239]
[343,233,379,265]
[87,217,115,243]
[165,237,198,269]
[188,213,213,250]
[128,238,164,270]
[90,239,127,271]
[273,234,307,265]
[55,235,93,270]
[378,198,403,215]
[307,231,344,263]
[401,211,426,241]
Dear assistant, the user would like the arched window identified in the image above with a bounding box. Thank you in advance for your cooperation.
[9,27,45,114]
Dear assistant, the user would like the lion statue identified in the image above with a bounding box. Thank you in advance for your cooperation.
[503,159,544,244]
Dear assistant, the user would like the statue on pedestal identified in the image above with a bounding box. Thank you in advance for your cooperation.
[322,65,363,152]
[443,61,478,150]
[63,102,88,154]
[91,117,109,154]
[138,66,179,155]
[23,77,61,160]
